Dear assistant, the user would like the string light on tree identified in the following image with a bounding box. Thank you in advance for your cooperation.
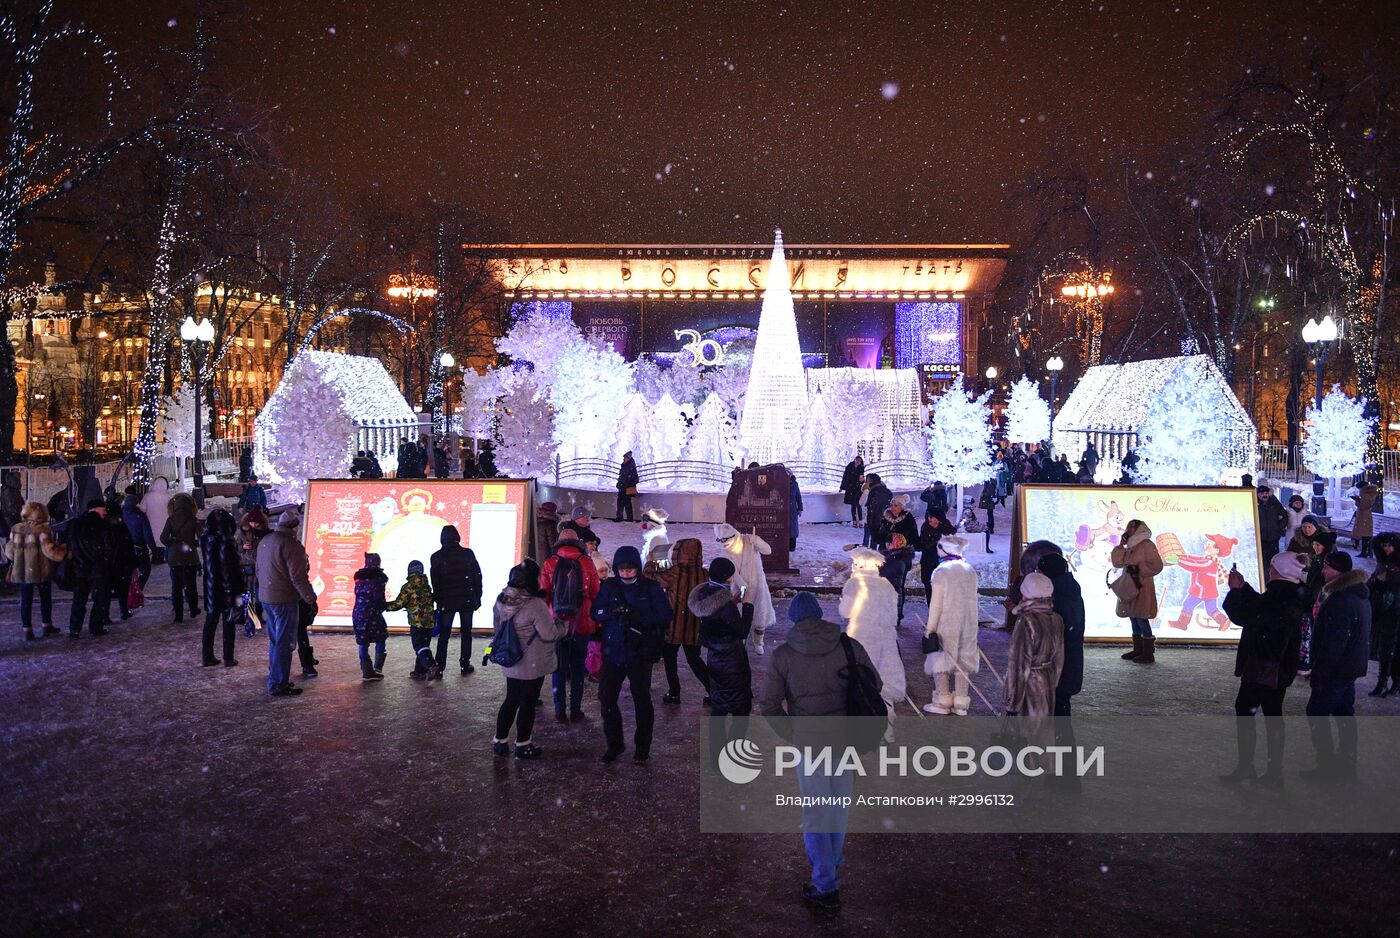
[738,229,808,465]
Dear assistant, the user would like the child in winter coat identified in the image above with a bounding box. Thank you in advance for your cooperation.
[353,553,390,681]
[1005,572,1065,716]
[840,547,906,712]
[386,559,437,680]
[924,535,981,715]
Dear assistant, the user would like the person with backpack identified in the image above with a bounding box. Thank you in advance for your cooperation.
[386,560,438,680]
[591,545,673,764]
[429,525,483,676]
[757,591,882,913]
[199,508,246,668]
[490,563,564,759]
[352,553,390,681]
[540,529,601,722]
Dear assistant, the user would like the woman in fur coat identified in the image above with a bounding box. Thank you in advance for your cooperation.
[715,522,774,655]
[839,547,906,709]
[650,537,712,704]
[1005,572,1065,717]
[923,535,980,715]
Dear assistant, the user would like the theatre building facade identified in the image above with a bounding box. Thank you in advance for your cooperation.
[481,242,1007,396]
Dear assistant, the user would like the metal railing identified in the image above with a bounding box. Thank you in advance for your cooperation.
[555,455,936,492]
[1256,443,1400,486]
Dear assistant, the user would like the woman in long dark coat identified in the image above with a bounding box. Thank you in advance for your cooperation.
[840,455,865,526]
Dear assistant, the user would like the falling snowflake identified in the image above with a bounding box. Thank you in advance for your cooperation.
[881,81,899,100]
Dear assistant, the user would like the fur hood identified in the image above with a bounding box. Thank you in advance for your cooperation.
[354,567,388,583]
[687,581,735,619]
[670,537,704,568]
[1319,569,1368,604]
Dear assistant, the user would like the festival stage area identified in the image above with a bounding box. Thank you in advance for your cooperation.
[2,560,1398,936]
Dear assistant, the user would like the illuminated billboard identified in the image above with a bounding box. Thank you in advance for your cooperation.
[302,479,532,631]
[1015,484,1264,643]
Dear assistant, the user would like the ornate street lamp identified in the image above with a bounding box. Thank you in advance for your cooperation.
[180,315,215,507]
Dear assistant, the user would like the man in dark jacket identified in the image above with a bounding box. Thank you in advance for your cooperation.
[615,452,639,522]
[590,545,673,764]
[757,592,880,912]
[1304,551,1372,778]
[102,494,138,624]
[121,486,156,589]
[1256,485,1290,568]
[66,500,111,637]
[1037,553,1085,716]
[430,524,484,675]
[1220,551,1308,786]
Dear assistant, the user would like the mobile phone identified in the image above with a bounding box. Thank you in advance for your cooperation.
[738,584,748,599]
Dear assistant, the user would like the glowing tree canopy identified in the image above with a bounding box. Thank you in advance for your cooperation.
[1303,385,1370,479]
[254,359,357,504]
[738,229,808,465]
[650,392,688,462]
[611,392,656,464]
[683,392,740,470]
[549,335,634,460]
[1004,376,1052,445]
[924,375,995,488]
[158,386,209,461]
[494,377,555,479]
[456,367,502,439]
[1135,365,1232,485]
[254,351,416,496]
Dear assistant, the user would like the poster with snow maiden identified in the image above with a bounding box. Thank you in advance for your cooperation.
[1015,484,1263,643]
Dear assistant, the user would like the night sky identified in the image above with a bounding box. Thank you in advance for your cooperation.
[71,0,1388,244]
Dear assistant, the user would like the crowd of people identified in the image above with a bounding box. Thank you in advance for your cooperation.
[4,448,1396,914]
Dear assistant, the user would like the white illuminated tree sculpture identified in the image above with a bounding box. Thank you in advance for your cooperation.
[683,392,740,482]
[1135,365,1232,485]
[1004,376,1052,446]
[494,376,556,479]
[159,386,208,462]
[738,229,808,465]
[611,392,656,465]
[924,375,995,490]
[1303,385,1371,517]
[650,391,688,462]
[796,387,841,473]
[255,362,355,504]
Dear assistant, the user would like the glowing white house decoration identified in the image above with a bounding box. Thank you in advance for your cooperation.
[738,229,809,465]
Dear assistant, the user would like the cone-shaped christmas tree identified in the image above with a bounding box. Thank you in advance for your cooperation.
[739,229,809,465]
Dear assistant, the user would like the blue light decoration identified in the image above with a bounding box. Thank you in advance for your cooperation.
[894,302,962,369]
[508,300,573,322]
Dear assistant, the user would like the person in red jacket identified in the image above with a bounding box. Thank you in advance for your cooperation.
[540,528,601,721]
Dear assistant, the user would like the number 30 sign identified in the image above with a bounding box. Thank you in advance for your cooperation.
[674,328,724,367]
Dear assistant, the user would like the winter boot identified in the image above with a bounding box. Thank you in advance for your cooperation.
[373,649,386,675]
[1360,537,1373,558]
[1386,677,1400,698]
[1135,636,1156,664]
[24,627,35,641]
[1369,676,1389,697]
[42,624,60,636]
[1121,636,1141,661]
[361,659,382,682]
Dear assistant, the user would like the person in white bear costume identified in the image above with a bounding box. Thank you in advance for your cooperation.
[839,547,906,710]
[923,534,980,715]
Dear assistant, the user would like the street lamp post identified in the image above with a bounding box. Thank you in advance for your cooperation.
[1300,314,1339,518]
[1046,356,1065,421]
[440,351,455,435]
[180,315,215,508]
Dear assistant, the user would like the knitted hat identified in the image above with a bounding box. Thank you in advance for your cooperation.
[708,557,736,582]
[1020,571,1054,600]
[571,506,591,521]
[788,591,823,622]
[407,560,425,576]
[1313,530,1338,551]
[273,508,301,530]
[363,552,381,569]
[1269,551,1308,584]
[1323,551,1353,574]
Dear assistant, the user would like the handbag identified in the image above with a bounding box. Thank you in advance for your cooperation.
[1108,566,1142,618]
[585,639,603,677]
[127,572,145,611]
[242,594,262,638]
[625,485,638,496]
[921,631,942,654]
